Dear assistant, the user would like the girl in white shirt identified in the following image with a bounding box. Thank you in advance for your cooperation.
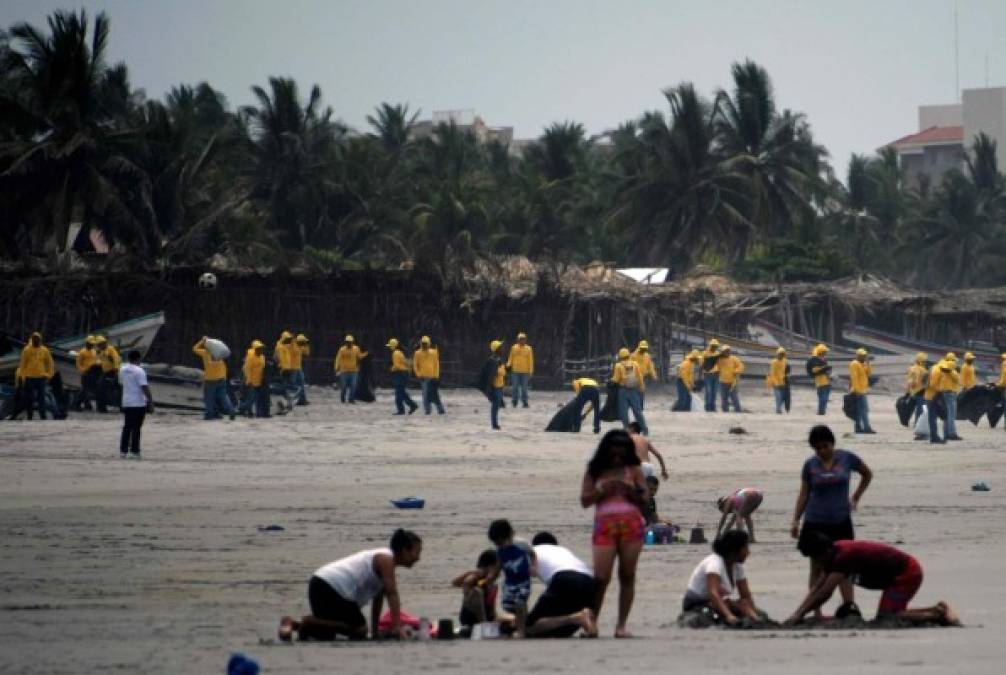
[682,531,761,626]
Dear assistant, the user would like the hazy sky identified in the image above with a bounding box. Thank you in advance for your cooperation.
[3,0,1005,175]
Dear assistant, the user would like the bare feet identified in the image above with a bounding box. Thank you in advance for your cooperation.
[938,601,961,626]
[578,609,598,637]
[614,626,633,638]
[278,615,298,642]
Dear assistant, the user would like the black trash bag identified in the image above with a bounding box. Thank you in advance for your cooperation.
[930,394,948,421]
[842,393,857,421]
[353,354,376,403]
[473,356,502,402]
[958,385,998,425]
[48,371,68,419]
[545,398,581,432]
[783,382,792,413]
[599,381,621,422]
[989,395,1004,429]
[805,356,831,378]
[895,394,915,427]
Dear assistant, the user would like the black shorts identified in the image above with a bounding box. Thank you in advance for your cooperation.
[799,518,855,549]
[527,571,596,637]
[308,576,366,629]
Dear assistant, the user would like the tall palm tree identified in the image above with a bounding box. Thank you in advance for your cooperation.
[366,102,419,157]
[829,154,882,273]
[0,10,154,255]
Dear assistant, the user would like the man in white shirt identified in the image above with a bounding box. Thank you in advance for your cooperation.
[118,350,153,458]
[526,532,597,638]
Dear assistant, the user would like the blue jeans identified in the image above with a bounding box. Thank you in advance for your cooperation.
[511,373,530,406]
[816,385,831,415]
[248,385,270,417]
[913,394,925,423]
[392,372,416,413]
[773,387,786,413]
[720,383,741,412]
[927,399,942,441]
[853,394,872,432]
[203,380,235,420]
[703,373,719,411]
[673,378,691,411]
[491,388,503,428]
[25,377,48,420]
[421,378,445,414]
[943,392,958,438]
[572,386,601,432]
[338,371,358,402]
[618,388,648,435]
[292,369,307,404]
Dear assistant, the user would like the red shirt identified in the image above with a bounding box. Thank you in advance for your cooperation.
[826,540,911,590]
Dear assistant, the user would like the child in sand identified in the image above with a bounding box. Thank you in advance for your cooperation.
[452,549,501,628]
[488,519,536,638]
[716,487,763,542]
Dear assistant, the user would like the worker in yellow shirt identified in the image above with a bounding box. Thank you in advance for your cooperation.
[240,340,269,418]
[334,335,368,404]
[507,332,534,408]
[274,331,294,402]
[808,344,833,415]
[673,350,701,411]
[848,348,875,434]
[998,354,1006,430]
[289,334,310,406]
[18,331,54,420]
[767,347,789,414]
[923,356,949,444]
[488,340,507,430]
[387,338,418,415]
[906,352,929,426]
[570,377,601,433]
[717,346,745,412]
[413,336,445,415]
[938,353,962,441]
[194,336,235,421]
[631,340,658,408]
[960,353,977,391]
[612,347,648,434]
[74,335,100,411]
[95,335,121,413]
[701,338,722,411]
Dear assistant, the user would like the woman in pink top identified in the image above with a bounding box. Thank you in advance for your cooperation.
[580,430,648,638]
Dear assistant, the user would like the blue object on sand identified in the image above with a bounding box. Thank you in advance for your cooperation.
[227,653,260,675]
[391,497,426,509]
[972,482,990,492]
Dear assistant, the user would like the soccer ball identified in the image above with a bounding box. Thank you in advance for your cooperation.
[198,272,218,289]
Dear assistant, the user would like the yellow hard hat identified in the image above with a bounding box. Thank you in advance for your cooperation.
[421,335,431,345]
[251,339,265,348]
[688,349,701,361]
[517,332,528,340]
[709,338,720,348]
[618,347,631,359]
[281,330,293,340]
[815,343,829,354]
[344,335,354,343]
[638,340,649,350]
[296,334,308,343]
[30,331,42,339]
[964,352,975,361]
[1001,353,1006,360]
[85,335,96,344]
[721,345,732,352]
[95,335,107,343]
[856,348,868,357]
[490,339,503,352]
[776,347,786,355]
[945,352,957,362]
[916,352,927,363]
[386,338,399,349]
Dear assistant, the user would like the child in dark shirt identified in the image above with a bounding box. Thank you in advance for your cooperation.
[452,549,500,627]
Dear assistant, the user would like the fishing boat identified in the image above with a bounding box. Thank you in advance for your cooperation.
[0,312,166,378]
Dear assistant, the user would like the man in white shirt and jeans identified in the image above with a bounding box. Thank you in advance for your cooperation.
[526,532,597,638]
[118,350,153,458]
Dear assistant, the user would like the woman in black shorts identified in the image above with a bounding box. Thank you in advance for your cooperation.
[790,426,872,616]
[279,529,422,640]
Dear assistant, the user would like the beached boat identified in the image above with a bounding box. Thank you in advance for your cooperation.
[0,312,166,378]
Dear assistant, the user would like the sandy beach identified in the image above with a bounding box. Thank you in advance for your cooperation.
[1,383,1004,674]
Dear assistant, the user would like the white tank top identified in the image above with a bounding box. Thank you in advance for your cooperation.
[314,548,389,605]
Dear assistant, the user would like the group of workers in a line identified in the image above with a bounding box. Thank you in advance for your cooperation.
[276,425,958,644]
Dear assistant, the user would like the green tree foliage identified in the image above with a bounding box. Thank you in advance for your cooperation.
[1,9,1005,289]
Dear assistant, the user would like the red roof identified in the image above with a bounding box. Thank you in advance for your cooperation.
[888,125,963,147]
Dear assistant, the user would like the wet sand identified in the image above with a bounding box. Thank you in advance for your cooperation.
[1,384,1004,674]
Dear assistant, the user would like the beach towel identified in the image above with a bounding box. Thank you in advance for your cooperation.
[895,394,915,427]
[599,381,621,422]
[545,398,581,432]
[353,354,376,403]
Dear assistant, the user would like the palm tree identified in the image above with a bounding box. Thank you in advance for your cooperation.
[241,77,346,250]
[829,154,883,273]
[366,102,419,157]
[0,10,154,256]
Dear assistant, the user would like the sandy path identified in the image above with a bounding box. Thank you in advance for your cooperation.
[0,384,1003,673]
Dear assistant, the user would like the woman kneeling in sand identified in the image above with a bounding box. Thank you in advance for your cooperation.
[279,529,422,641]
[682,531,763,626]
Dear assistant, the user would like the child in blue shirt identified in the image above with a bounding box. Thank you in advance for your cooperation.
[488,519,536,637]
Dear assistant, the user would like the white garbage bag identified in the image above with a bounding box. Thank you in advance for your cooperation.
[691,393,704,411]
[914,408,929,437]
[204,338,230,360]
